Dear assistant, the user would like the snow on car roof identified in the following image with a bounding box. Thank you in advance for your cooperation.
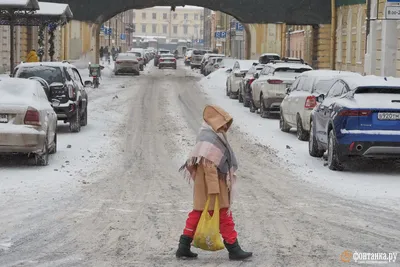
[237,60,258,70]
[299,70,362,78]
[260,53,280,57]
[16,61,76,68]
[340,75,400,90]
[267,62,312,69]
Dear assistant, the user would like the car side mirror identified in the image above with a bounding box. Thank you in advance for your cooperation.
[286,86,291,94]
[51,99,60,107]
[84,80,93,87]
[254,73,259,79]
[227,68,232,73]
[316,94,325,102]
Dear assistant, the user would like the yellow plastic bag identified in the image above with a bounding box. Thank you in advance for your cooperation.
[193,195,225,251]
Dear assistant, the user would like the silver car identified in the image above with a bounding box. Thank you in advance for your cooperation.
[158,54,177,69]
[0,78,58,165]
[128,49,145,71]
[114,53,140,75]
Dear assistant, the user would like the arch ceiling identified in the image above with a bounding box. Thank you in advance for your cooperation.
[42,0,331,25]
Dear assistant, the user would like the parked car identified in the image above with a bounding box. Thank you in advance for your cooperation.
[200,53,224,74]
[158,53,177,69]
[13,61,89,133]
[258,53,281,64]
[114,53,140,75]
[154,49,171,66]
[239,63,265,107]
[128,49,145,71]
[226,60,258,99]
[215,58,236,69]
[250,62,312,118]
[309,75,400,171]
[0,78,57,165]
[184,50,193,66]
[204,57,224,76]
[280,70,362,140]
[190,49,212,69]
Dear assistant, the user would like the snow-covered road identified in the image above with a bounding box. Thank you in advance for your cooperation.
[0,61,399,267]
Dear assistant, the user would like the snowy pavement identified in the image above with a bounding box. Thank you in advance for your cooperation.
[0,60,399,267]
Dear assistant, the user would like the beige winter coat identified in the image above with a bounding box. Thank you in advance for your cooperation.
[193,105,233,211]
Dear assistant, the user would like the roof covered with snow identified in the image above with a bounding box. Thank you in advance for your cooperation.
[299,70,362,78]
[340,75,400,90]
[16,61,77,68]
[34,2,73,18]
[260,53,280,57]
[267,62,312,69]
[0,0,39,9]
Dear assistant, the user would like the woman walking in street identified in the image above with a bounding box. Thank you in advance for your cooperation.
[176,105,253,261]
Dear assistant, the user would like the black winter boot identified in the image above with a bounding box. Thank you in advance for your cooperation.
[224,239,253,260]
[175,235,198,259]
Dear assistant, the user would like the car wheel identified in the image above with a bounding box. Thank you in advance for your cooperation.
[249,100,256,113]
[174,65,177,69]
[115,71,118,76]
[140,65,144,71]
[80,107,88,126]
[226,82,230,97]
[259,95,270,118]
[35,136,49,166]
[327,129,344,171]
[69,109,81,133]
[49,131,57,154]
[296,115,310,141]
[280,112,291,132]
[309,120,325,157]
[159,66,162,69]
[238,91,243,103]
[191,66,194,69]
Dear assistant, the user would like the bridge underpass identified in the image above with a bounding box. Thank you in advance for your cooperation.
[45,0,334,67]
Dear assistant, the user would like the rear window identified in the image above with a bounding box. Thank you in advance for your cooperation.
[118,54,136,60]
[274,67,311,77]
[130,52,141,57]
[159,50,170,54]
[16,66,64,84]
[355,87,400,94]
[161,55,174,58]
[193,50,207,55]
[259,55,280,64]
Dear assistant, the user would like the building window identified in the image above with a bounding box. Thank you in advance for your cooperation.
[194,14,199,20]
[142,24,146,33]
[173,13,177,19]
[163,24,167,34]
[183,25,188,35]
[152,24,157,33]
[142,12,146,19]
[346,9,352,63]
[184,14,188,20]
[173,25,178,34]
[163,13,167,20]
[152,13,156,20]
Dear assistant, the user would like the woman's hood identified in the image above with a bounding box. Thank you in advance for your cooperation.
[203,105,233,132]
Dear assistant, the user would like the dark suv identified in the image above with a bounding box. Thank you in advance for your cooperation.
[13,62,89,133]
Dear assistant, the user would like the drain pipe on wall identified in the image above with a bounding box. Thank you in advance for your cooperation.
[330,0,336,70]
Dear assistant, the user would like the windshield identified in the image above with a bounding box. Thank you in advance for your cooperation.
[16,66,64,84]
[159,50,170,54]
[193,50,207,55]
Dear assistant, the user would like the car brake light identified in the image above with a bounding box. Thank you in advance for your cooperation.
[304,96,317,109]
[339,110,372,116]
[137,58,142,61]
[248,78,255,85]
[24,107,40,126]
[160,59,164,62]
[68,84,75,99]
[267,79,283,84]
[116,61,121,64]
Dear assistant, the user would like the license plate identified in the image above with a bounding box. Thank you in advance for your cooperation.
[378,112,400,120]
[0,114,8,123]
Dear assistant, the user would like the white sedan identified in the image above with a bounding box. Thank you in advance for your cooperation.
[0,78,58,165]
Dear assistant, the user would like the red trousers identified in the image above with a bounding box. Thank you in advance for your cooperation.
[183,208,238,245]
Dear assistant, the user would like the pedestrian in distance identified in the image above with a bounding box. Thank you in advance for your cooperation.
[26,49,39,62]
[176,105,253,261]
[100,46,104,60]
